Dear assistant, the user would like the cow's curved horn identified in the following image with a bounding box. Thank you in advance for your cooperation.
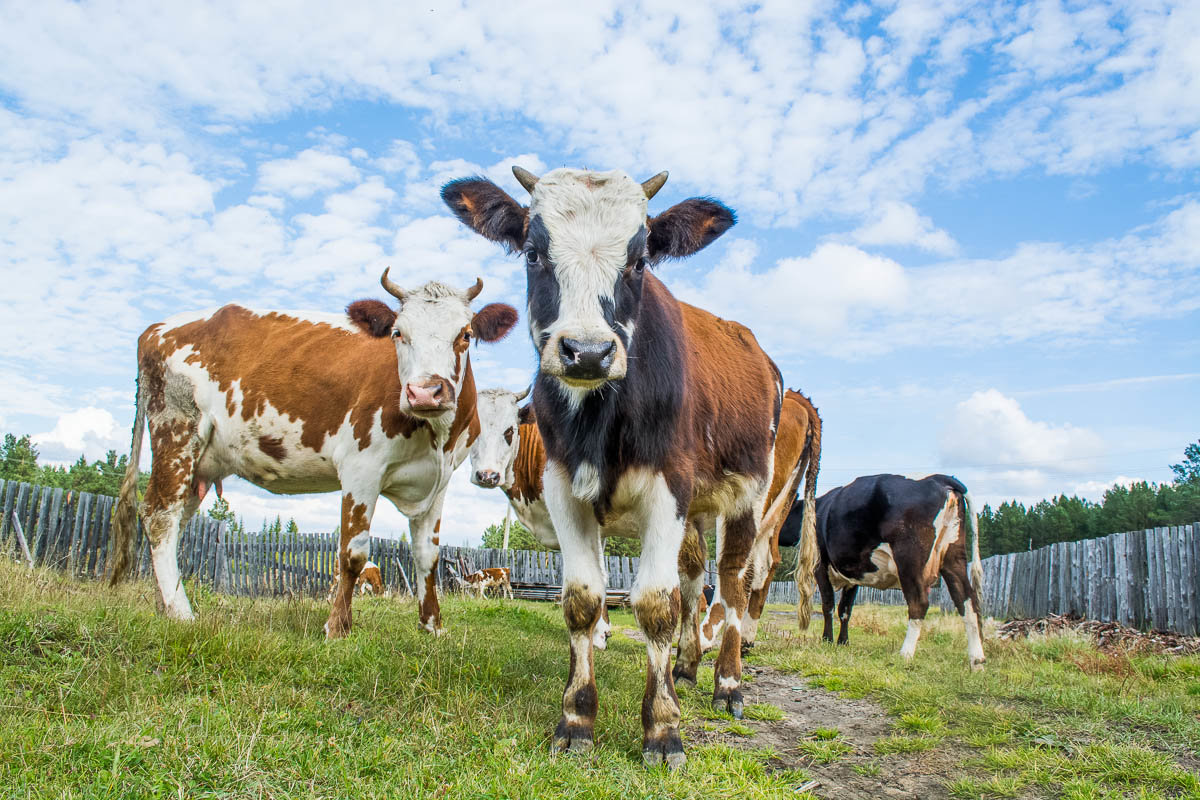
[515,384,531,402]
[641,171,668,199]
[380,267,406,302]
[464,277,484,302]
[512,166,539,194]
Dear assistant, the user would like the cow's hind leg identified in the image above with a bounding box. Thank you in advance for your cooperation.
[896,559,931,661]
[143,407,208,620]
[815,561,836,643]
[672,518,707,688]
[712,508,757,719]
[836,585,858,645]
[324,489,378,639]
[941,561,986,670]
[631,474,687,769]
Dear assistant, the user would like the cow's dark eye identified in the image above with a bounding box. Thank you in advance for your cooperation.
[391,329,403,340]
[503,427,514,445]
[525,249,538,267]
[635,257,646,272]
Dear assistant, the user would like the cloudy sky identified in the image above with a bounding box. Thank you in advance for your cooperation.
[2,1,1197,545]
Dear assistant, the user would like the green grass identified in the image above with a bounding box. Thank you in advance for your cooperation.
[0,562,816,799]
[752,603,1200,799]
[4,561,1198,799]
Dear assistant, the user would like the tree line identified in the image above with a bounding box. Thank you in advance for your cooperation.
[976,441,1200,557]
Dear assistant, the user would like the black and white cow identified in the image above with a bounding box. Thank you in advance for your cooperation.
[444,167,788,769]
[782,473,985,669]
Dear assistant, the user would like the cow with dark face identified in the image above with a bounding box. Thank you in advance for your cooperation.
[781,473,986,669]
[444,167,784,768]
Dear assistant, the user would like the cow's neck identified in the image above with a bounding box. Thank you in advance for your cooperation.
[535,279,686,521]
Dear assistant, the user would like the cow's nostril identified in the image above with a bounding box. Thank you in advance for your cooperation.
[430,383,443,398]
[560,338,580,363]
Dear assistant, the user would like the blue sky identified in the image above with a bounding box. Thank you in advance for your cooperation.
[1,1,1197,544]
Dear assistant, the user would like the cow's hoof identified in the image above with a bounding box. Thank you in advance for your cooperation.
[740,641,755,656]
[970,658,985,672]
[642,730,686,770]
[713,687,744,719]
[553,718,594,754]
[324,617,350,640]
[671,664,697,688]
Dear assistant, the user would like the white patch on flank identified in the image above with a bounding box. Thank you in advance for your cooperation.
[964,598,985,669]
[900,618,923,660]
[924,492,962,584]
[572,462,601,503]
[829,542,899,590]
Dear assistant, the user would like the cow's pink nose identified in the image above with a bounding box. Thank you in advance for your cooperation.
[406,379,452,411]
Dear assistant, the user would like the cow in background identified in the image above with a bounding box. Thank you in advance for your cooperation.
[109,273,517,639]
[445,165,805,768]
[783,473,985,669]
[326,558,384,601]
[469,388,613,648]
[694,390,822,658]
[460,567,514,599]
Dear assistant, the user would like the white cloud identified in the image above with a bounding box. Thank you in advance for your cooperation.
[256,148,360,199]
[669,199,1200,358]
[848,201,958,255]
[2,3,1196,224]
[33,406,123,462]
[1071,475,1148,500]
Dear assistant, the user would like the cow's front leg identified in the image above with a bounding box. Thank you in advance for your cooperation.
[712,508,758,718]
[672,517,707,688]
[412,486,450,635]
[632,472,688,769]
[544,463,605,754]
[325,490,378,639]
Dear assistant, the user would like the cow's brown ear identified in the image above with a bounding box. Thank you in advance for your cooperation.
[647,198,736,262]
[347,299,396,337]
[472,303,519,342]
[442,178,528,254]
[517,403,535,426]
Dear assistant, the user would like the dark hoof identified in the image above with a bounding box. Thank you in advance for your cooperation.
[713,686,744,719]
[671,664,697,688]
[836,638,849,646]
[740,641,755,656]
[642,730,686,770]
[553,718,594,754]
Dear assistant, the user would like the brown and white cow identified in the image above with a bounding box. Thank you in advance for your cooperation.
[787,473,985,669]
[444,166,805,768]
[690,390,822,662]
[108,274,517,639]
[326,558,384,601]
[460,566,514,599]
[469,388,614,648]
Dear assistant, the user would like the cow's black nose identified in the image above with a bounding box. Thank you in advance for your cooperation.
[473,470,500,487]
[559,337,616,380]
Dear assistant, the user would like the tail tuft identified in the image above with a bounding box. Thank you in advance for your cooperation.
[793,396,822,631]
[109,367,147,585]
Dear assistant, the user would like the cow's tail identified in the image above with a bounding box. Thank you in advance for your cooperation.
[963,490,984,611]
[794,400,822,631]
[109,363,147,586]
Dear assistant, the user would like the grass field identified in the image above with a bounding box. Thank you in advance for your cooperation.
[1,559,1197,799]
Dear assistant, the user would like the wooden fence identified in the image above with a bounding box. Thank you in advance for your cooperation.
[3,479,1197,634]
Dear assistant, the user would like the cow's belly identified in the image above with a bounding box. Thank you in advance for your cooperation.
[380,453,448,515]
[198,415,341,494]
[829,543,900,591]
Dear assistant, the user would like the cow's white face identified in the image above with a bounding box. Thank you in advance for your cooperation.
[441,167,735,398]
[373,274,518,419]
[469,387,527,488]
[524,169,649,389]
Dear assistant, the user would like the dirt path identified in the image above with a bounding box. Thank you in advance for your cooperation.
[698,665,969,799]
[620,624,976,798]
